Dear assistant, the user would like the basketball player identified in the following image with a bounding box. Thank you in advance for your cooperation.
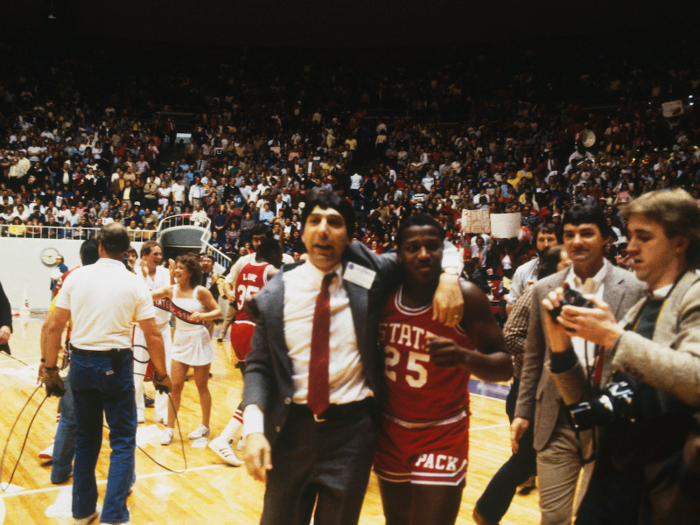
[375,214,513,525]
[209,239,282,466]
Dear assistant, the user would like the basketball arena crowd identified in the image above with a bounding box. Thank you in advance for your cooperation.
[0,38,699,263]
[1,35,700,525]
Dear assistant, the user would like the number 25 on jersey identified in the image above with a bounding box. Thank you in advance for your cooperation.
[384,346,430,388]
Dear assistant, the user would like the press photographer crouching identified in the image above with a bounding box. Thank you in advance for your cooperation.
[543,189,700,525]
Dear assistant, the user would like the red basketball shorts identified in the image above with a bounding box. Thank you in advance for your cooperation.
[374,412,469,486]
[230,321,255,361]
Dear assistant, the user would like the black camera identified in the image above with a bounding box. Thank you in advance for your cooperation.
[567,381,636,431]
[548,288,595,321]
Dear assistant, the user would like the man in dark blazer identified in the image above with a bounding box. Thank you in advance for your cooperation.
[0,280,12,355]
[512,205,645,525]
[241,191,463,525]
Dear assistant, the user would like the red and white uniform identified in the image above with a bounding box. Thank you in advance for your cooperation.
[231,260,272,361]
[132,265,174,422]
[374,286,473,486]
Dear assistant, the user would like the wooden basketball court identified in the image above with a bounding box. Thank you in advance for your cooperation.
[0,316,540,524]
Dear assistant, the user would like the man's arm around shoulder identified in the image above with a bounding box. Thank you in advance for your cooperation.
[427,280,512,381]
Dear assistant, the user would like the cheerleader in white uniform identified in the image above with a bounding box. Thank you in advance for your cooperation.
[152,253,222,445]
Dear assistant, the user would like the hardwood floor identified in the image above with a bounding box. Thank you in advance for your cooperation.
[0,316,541,525]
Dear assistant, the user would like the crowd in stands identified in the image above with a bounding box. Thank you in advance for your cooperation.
[2,37,700,279]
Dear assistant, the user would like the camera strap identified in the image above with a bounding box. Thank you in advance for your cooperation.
[592,346,605,386]
[565,407,598,464]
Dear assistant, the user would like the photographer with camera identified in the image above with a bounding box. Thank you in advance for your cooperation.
[545,189,700,525]
[513,204,645,525]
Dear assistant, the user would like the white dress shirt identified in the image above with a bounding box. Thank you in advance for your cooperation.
[508,256,540,305]
[243,260,373,436]
[565,259,609,369]
[282,262,373,405]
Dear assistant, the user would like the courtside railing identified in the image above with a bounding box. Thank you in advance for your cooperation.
[156,214,232,269]
[1,215,231,268]
[156,214,211,234]
[201,243,232,270]
[0,224,156,242]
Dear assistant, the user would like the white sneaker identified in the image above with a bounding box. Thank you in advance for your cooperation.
[237,438,246,451]
[39,442,54,460]
[188,425,210,440]
[75,503,101,525]
[137,411,145,424]
[160,428,174,446]
[208,436,243,466]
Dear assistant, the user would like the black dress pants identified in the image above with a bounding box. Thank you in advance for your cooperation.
[261,405,376,525]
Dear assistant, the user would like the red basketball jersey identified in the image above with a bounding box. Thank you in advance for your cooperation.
[234,260,272,323]
[379,286,473,423]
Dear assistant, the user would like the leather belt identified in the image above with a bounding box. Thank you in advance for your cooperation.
[69,344,132,375]
[291,397,374,423]
[69,344,132,358]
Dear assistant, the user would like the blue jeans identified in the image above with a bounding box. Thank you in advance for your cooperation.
[51,377,76,484]
[475,380,537,524]
[70,353,136,524]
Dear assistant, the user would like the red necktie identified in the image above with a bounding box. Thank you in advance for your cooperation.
[592,347,605,386]
[307,273,335,417]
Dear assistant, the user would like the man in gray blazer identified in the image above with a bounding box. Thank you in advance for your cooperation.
[544,189,700,525]
[240,191,464,525]
[512,204,645,525]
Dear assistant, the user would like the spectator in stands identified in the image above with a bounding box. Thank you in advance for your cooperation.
[209,231,224,251]
[191,204,208,227]
[258,202,274,226]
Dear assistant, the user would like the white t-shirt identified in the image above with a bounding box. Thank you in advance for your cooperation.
[56,258,155,350]
[191,210,208,225]
[350,173,363,190]
[421,174,435,191]
[171,183,185,203]
[157,186,172,200]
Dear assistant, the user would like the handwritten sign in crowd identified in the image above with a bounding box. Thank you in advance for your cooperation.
[461,210,521,239]
[461,209,491,234]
